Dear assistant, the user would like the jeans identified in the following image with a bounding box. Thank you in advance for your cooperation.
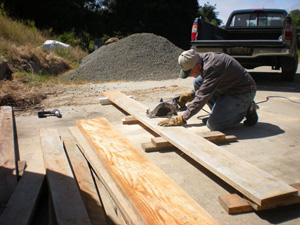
[193,75,256,131]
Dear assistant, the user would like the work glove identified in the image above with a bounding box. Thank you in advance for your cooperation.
[158,115,186,127]
[177,93,194,108]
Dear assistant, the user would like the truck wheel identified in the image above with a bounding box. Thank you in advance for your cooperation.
[281,55,298,82]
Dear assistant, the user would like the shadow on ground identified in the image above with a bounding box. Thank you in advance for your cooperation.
[250,71,300,92]
[223,122,284,140]
[256,203,300,224]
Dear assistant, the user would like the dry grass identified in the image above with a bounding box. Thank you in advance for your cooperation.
[0,12,88,109]
[0,80,46,109]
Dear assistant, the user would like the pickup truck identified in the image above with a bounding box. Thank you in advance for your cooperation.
[191,9,298,81]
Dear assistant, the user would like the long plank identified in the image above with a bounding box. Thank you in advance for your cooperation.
[77,118,219,225]
[40,128,92,225]
[69,126,143,225]
[63,138,108,225]
[102,91,297,206]
[0,106,17,205]
[0,147,45,225]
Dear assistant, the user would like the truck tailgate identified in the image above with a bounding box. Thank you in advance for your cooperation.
[191,40,286,48]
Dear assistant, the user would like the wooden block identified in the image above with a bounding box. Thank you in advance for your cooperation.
[77,118,219,225]
[63,139,108,225]
[197,131,237,144]
[122,116,139,125]
[141,142,177,152]
[218,194,254,214]
[102,91,298,207]
[151,137,172,148]
[17,160,27,178]
[220,183,300,214]
[0,106,18,205]
[290,183,300,193]
[40,128,92,225]
[0,148,45,225]
[200,131,226,141]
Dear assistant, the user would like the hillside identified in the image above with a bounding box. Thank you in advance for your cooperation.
[0,13,87,109]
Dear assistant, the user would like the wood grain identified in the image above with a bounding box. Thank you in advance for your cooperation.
[102,91,297,207]
[63,139,108,225]
[0,148,45,225]
[40,128,91,225]
[0,106,17,205]
[77,118,219,225]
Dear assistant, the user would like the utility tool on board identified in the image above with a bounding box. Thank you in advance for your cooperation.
[146,96,187,118]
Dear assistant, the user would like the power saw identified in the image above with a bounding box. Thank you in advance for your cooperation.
[146,96,187,118]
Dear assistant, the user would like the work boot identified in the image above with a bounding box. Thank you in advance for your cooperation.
[243,102,259,126]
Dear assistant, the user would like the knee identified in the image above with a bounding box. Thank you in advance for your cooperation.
[206,121,223,131]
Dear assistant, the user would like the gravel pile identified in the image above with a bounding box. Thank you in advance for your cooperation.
[60,33,184,82]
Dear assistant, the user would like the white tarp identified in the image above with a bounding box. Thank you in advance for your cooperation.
[43,40,71,51]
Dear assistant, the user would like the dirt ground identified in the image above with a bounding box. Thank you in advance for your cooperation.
[15,66,300,225]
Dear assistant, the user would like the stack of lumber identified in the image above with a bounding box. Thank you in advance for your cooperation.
[0,106,44,225]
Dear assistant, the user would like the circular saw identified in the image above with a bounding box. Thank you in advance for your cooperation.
[146,96,187,118]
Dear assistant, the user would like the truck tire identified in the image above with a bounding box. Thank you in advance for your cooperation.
[281,55,298,82]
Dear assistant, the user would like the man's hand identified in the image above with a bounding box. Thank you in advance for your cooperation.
[158,115,186,127]
[177,93,194,108]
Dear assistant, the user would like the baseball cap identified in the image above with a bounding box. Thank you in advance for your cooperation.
[178,49,200,79]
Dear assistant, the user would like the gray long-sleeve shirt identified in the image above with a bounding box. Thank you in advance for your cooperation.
[182,52,256,120]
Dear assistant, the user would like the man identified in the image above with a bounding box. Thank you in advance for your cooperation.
[158,49,258,131]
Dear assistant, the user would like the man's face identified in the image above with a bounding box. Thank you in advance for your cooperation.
[189,63,202,78]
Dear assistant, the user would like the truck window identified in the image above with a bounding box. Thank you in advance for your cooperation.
[229,12,284,28]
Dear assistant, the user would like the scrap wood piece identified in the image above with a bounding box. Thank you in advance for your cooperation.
[0,106,18,205]
[69,126,144,225]
[102,91,297,207]
[218,194,253,214]
[63,138,108,225]
[141,142,177,152]
[122,116,139,125]
[77,118,219,225]
[197,131,237,144]
[40,128,92,225]
[219,183,300,214]
[0,148,45,225]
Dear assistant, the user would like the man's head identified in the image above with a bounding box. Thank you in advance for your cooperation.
[178,49,202,79]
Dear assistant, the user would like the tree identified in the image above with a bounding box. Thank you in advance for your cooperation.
[289,9,300,49]
[289,9,300,29]
[198,2,222,27]
[1,0,199,50]
[104,0,199,49]
[1,0,107,50]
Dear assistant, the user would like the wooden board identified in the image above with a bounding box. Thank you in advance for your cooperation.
[0,148,45,225]
[220,183,300,214]
[0,106,17,205]
[122,116,139,125]
[218,194,253,214]
[141,142,177,152]
[69,126,144,225]
[77,118,219,225]
[102,91,297,207]
[40,128,92,225]
[63,139,108,225]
